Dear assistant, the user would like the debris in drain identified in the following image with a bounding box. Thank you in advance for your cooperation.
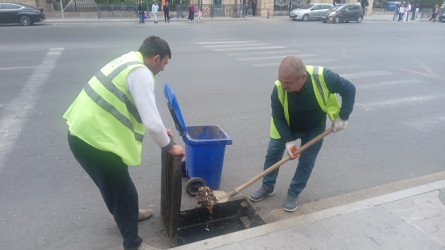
[196,186,218,214]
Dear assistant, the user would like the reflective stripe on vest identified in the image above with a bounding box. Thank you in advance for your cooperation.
[85,61,144,142]
[306,65,339,121]
[269,65,340,139]
[63,51,147,165]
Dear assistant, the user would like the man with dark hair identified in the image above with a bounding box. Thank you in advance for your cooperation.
[249,56,356,212]
[63,36,184,250]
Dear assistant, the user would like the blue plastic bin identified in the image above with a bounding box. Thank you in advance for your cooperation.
[164,84,232,190]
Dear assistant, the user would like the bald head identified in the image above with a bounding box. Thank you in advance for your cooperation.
[278,56,306,79]
[278,56,307,93]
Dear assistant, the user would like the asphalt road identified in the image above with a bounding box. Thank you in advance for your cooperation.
[1,18,444,249]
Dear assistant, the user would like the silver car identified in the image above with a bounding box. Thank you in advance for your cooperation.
[290,3,334,21]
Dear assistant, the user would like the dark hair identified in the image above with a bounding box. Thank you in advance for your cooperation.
[139,36,171,59]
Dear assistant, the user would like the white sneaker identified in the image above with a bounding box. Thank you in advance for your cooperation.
[137,209,152,221]
[138,243,159,250]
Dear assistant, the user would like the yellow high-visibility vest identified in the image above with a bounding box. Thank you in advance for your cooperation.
[63,51,149,165]
[270,65,339,139]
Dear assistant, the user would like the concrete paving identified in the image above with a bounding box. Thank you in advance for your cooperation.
[171,179,445,250]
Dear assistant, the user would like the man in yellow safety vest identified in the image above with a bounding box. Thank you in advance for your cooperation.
[63,36,184,250]
[249,56,356,212]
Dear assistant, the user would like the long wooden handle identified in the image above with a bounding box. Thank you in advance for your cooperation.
[228,127,334,198]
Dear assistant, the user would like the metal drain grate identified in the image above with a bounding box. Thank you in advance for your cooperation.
[160,147,183,244]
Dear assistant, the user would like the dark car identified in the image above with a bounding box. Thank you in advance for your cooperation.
[0,2,45,26]
[439,12,445,22]
[321,4,363,23]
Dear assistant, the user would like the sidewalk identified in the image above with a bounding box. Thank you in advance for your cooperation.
[171,179,445,250]
[43,14,426,23]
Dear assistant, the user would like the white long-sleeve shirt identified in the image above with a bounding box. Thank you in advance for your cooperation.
[152,4,158,13]
[126,67,172,150]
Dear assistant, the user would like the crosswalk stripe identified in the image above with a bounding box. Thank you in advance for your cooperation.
[357,79,424,89]
[0,66,37,71]
[196,41,257,45]
[227,50,300,56]
[401,115,445,132]
[356,95,445,111]
[238,53,318,62]
[324,64,361,71]
[205,43,269,48]
[252,62,281,67]
[0,48,64,175]
[302,59,336,65]
[341,70,393,79]
[214,46,285,52]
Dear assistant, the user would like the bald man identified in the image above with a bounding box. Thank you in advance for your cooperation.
[249,56,356,212]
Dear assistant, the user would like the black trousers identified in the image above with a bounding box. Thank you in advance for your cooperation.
[67,132,142,250]
[164,11,169,22]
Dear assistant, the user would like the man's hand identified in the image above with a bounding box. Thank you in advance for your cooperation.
[168,144,185,157]
[166,128,174,138]
[285,142,300,160]
[333,118,348,133]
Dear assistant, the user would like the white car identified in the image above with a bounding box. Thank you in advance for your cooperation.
[290,3,334,21]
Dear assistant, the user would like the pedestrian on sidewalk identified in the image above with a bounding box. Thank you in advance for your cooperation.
[252,0,257,16]
[405,2,411,21]
[241,0,248,17]
[360,0,369,16]
[249,56,356,212]
[152,1,159,23]
[188,3,195,22]
[393,3,400,21]
[414,3,419,20]
[63,36,185,250]
[398,3,405,21]
[163,1,170,23]
[137,0,145,23]
[196,8,203,23]
[429,4,439,22]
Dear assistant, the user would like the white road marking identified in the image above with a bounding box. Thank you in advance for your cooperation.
[357,79,424,89]
[0,66,37,71]
[299,59,336,65]
[204,43,269,48]
[341,70,393,80]
[213,46,286,52]
[227,50,300,56]
[238,53,318,61]
[324,64,361,70]
[196,41,257,45]
[252,62,281,67]
[401,115,445,132]
[0,48,64,174]
[356,95,445,111]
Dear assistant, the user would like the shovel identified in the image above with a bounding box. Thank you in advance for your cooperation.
[215,127,334,203]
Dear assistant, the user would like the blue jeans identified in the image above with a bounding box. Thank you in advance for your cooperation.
[262,127,324,196]
[139,13,144,23]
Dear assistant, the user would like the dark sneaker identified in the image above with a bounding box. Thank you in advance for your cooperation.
[249,186,275,201]
[284,194,298,212]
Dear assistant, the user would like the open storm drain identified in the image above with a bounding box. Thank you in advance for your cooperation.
[161,150,265,246]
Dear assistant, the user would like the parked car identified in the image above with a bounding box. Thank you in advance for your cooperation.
[439,12,445,22]
[290,3,334,21]
[0,2,45,26]
[321,4,363,23]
